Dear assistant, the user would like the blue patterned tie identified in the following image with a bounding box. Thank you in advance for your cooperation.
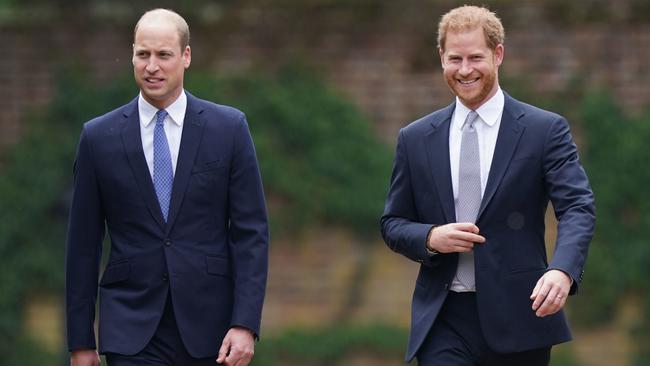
[454,110,482,291]
[153,109,173,222]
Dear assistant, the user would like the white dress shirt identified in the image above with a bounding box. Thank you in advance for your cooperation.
[449,87,504,206]
[448,87,504,292]
[138,92,187,178]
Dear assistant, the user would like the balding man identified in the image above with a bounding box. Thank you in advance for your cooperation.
[65,8,269,366]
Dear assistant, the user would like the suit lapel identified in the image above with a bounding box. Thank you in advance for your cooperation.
[425,103,456,223]
[477,93,526,221]
[165,93,206,234]
[121,98,166,230]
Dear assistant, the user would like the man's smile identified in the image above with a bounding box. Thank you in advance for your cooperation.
[458,78,479,85]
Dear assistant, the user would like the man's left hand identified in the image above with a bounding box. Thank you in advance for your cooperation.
[530,269,572,317]
[217,327,255,366]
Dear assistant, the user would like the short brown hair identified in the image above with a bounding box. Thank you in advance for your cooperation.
[437,6,504,51]
[134,8,190,51]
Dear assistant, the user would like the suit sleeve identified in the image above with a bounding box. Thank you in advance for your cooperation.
[65,126,105,350]
[380,129,441,267]
[227,114,269,337]
[543,116,595,294]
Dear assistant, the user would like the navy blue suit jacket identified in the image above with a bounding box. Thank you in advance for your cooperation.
[65,92,269,358]
[380,93,595,362]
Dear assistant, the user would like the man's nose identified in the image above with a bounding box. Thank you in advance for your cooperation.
[146,58,159,72]
[459,60,473,76]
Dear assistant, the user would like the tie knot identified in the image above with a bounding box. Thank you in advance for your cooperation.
[463,111,479,131]
[156,109,168,126]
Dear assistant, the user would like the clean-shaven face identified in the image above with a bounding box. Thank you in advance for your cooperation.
[132,19,191,109]
[440,27,503,110]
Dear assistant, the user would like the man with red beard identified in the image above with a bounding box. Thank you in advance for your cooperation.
[66,8,269,366]
[380,6,594,366]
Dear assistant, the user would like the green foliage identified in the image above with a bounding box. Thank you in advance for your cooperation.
[187,66,392,237]
[560,91,650,364]
[250,323,578,366]
[252,324,409,366]
[6,52,649,366]
[2,336,57,365]
[0,70,134,364]
[0,65,391,363]
[550,344,579,366]
[568,92,650,324]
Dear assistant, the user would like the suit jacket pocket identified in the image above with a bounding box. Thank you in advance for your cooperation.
[206,256,232,277]
[192,159,224,174]
[100,261,131,286]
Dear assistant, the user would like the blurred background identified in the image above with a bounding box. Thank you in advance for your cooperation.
[1,0,649,365]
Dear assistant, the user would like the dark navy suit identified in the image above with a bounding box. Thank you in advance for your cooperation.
[65,92,269,358]
[380,93,594,362]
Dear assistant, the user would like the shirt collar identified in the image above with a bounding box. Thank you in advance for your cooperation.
[138,91,187,128]
[453,87,505,130]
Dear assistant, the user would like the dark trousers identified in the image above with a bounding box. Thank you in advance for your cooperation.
[417,292,551,366]
[106,295,218,366]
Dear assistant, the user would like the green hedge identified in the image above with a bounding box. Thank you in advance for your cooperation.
[252,324,409,366]
[3,64,650,364]
[188,66,392,236]
[0,70,135,364]
[576,92,650,365]
[0,65,392,364]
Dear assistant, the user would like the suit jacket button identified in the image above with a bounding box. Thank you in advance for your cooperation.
[164,239,171,247]
[162,273,168,281]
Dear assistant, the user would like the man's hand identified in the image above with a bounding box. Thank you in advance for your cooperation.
[427,223,485,253]
[217,327,255,366]
[70,349,100,366]
[530,269,572,317]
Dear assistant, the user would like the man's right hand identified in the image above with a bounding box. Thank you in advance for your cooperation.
[70,349,100,366]
[427,223,485,253]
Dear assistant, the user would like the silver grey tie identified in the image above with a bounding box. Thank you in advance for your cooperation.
[455,111,481,291]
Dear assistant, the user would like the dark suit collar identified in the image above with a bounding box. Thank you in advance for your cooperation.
[428,102,455,131]
[476,92,526,221]
[164,92,206,234]
[425,102,456,223]
[120,93,207,233]
[425,93,527,224]
[120,97,167,230]
[501,92,526,122]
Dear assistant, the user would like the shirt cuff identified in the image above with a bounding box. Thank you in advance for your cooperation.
[425,226,439,255]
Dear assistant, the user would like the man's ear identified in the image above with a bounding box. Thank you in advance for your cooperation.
[183,46,192,69]
[493,44,504,66]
